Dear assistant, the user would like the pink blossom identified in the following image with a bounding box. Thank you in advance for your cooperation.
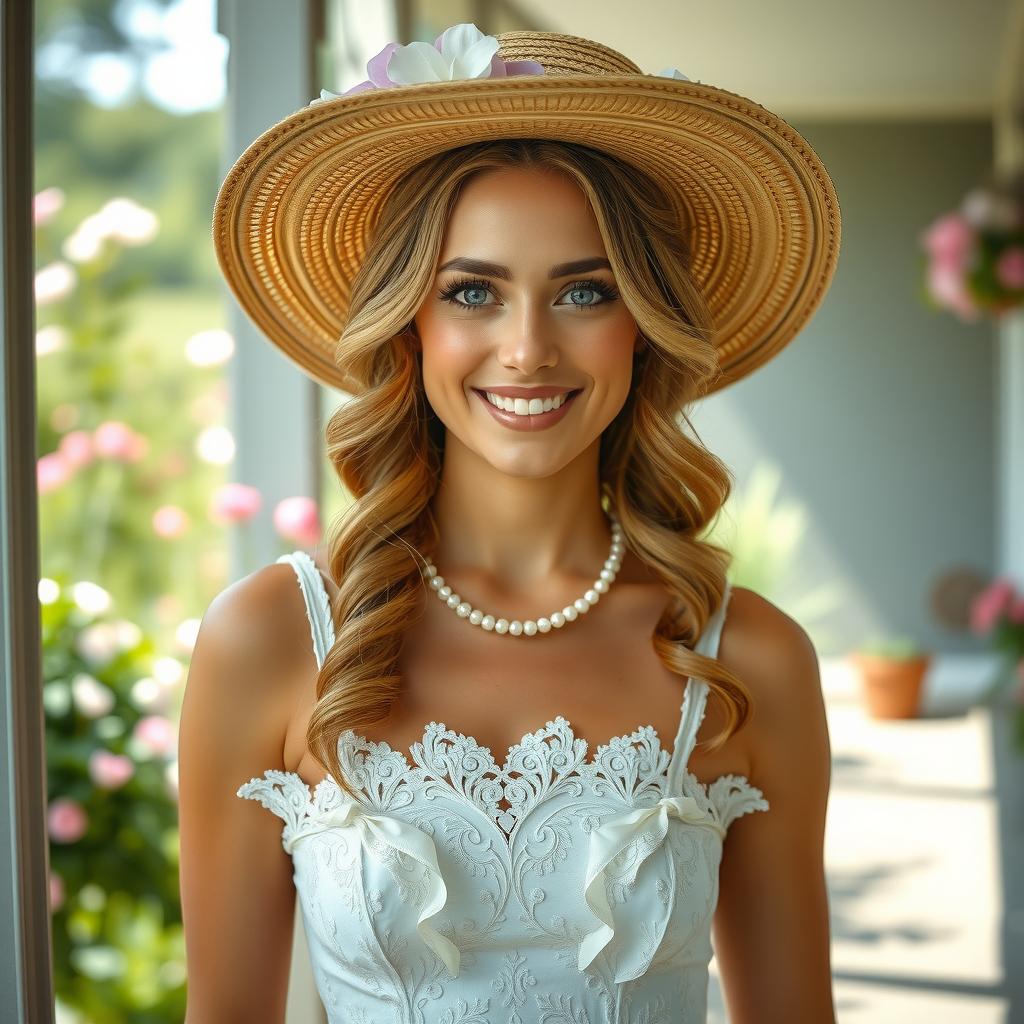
[88,749,135,789]
[926,259,980,322]
[920,212,976,268]
[210,482,262,524]
[47,798,88,844]
[152,504,189,538]
[133,714,177,758]
[995,246,1024,290]
[273,496,321,547]
[58,430,95,470]
[33,187,65,227]
[971,578,1018,634]
[93,421,145,462]
[49,870,64,912]
[37,452,72,494]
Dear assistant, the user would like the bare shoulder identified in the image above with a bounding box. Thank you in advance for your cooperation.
[718,584,826,775]
[711,584,836,1022]
[178,559,319,1020]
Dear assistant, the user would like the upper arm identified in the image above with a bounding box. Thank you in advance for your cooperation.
[178,563,307,1024]
[711,588,836,1024]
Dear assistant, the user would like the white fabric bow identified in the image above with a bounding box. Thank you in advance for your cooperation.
[578,794,725,975]
[286,799,461,977]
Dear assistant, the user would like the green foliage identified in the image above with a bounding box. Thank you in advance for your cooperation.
[854,634,924,659]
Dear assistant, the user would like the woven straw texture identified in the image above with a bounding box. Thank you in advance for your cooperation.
[213,30,841,395]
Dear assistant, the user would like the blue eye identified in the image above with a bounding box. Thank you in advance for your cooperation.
[437,276,620,311]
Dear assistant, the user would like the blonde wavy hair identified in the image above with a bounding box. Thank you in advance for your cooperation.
[311,138,753,798]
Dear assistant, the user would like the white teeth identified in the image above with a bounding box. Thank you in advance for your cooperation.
[484,391,573,416]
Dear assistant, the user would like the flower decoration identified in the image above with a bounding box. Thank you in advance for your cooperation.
[919,171,1024,323]
[311,23,544,103]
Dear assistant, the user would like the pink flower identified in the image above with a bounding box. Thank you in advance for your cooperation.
[37,452,72,494]
[47,797,88,844]
[132,714,177,758]
[920,212,976,269]
[152,504,189,538]
[316,23,544,100]
[88,749,135,789]
[995,246,1024,291]
[33,187,65,227]
[49,870,65,912]
[971,577,1018,634]
[210,482,262,524]
[93,421,146,462]
[273,496,322,547]
[926,259,980,322]
[58,430,95,470]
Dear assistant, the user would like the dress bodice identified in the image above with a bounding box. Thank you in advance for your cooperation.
[237,550,770,1024]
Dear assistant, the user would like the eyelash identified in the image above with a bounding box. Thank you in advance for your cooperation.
[436,275,620,311]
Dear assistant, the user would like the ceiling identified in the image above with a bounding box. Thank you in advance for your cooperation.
[508,0,1021,120]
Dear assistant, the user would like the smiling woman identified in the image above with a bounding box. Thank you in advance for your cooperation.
[182,22,840,1024]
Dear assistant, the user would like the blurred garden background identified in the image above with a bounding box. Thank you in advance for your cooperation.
[30,0,1024,1021]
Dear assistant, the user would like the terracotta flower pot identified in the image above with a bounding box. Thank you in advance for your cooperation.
[849,653,932,720]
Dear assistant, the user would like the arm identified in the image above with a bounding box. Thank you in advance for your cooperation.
[178,564,306,1024]
[712,589,836,1024]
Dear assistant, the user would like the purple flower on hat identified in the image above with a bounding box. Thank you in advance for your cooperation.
[310,23,544,104]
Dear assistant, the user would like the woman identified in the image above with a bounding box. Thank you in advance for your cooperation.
[178,24,839,1024]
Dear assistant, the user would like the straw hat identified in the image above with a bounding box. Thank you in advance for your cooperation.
[212,24,841,396]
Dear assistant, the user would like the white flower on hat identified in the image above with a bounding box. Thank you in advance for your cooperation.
[657,67,692,81]
[311,22,544,104]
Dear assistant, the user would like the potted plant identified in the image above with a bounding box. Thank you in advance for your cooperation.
[848,636,932,720]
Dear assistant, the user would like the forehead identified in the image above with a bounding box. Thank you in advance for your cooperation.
[439,165,606,260]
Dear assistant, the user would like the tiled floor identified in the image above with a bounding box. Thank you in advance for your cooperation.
[708,652,1020,1024]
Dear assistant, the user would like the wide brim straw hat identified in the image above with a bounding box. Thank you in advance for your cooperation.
[213,26,841,396]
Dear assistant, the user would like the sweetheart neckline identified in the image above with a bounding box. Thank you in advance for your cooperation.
[277,709,758,802]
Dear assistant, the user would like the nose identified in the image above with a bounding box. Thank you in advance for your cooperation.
[495,299,559,375]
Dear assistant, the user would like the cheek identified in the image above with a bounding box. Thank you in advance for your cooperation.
[415,312,482,396]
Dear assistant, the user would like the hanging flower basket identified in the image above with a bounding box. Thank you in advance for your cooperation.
[919,170,1024,323]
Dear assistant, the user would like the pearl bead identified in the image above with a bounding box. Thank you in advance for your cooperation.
[584,589,599,604]
[550,612,565,628]
[439,584,452,599]
[469,609,484,625]
[599,568,614,582]
[482,615,495,630]
[537,617,551,633]
[523,620,538,636]
[594,579,609,593]
[509,620,523,636]
[456,602,472,617]
[446,594,461,609]
[563,605,578,621]
[495,618,509,634]
[430,576,445,590]
[425,564,437,578]
[574,597,590,613]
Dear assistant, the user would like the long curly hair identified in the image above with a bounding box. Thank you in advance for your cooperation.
[310,138,753,798]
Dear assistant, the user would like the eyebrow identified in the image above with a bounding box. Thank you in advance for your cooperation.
[436,256,613,280]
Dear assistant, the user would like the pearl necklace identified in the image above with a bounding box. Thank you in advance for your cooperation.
[421,516,624,637]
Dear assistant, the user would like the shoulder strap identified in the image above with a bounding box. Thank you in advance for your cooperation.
[666,579,733,789]
[276,551,335,669]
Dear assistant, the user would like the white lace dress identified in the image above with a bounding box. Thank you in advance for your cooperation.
[238,551,769,1024]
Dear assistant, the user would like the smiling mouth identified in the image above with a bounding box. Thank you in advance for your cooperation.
[473,388,583,415]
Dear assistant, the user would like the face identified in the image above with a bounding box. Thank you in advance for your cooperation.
[413,164,639,478]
